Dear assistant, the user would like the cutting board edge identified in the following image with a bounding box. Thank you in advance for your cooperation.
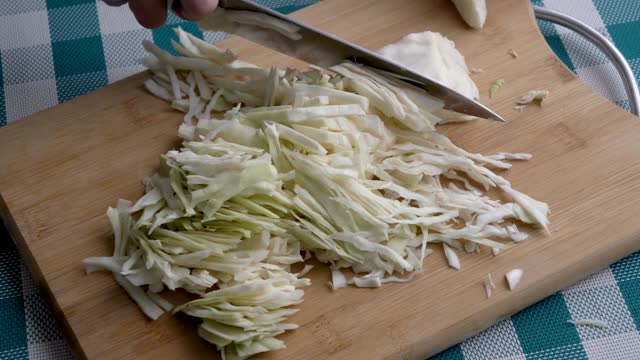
[503,0,637,120]
[0,194,87,359]
[420,225,640,358]
[1,0,640,359]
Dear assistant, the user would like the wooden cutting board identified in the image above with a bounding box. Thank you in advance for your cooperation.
[2,0,640,359]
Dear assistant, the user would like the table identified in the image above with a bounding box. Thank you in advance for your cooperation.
[0,1,639,359]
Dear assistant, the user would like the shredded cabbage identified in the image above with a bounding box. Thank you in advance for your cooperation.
[490,78,505,99]
[176,275,309,360]
[329,268,348,289]
[443,243,461,270]
[86,27,550,359]
[515,89,549,111]
[505,268,523,290]
[517,90,549,105]
[483,272,495,298]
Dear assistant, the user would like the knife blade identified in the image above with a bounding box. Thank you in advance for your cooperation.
[215,0,505,121]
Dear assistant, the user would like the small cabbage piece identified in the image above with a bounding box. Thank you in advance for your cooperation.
[568,319,609,328]
[483,272,495,298]
[173,27,237,65]
[451,0,487,29]
[505,268,523,290]
[489,152,532,161]
[517,90,549,105]
[490,79,505,99]
[330,268,347,289]
[349,275,382,288]
[515,90,549,111]
[443,243,461,270]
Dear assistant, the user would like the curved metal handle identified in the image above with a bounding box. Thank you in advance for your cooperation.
[533,6,640,116]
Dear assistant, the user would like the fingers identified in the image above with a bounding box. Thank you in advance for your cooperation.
[129,0,168,29]
[110,0,218,28]
[173,0,219,21]
[103,0,129,5]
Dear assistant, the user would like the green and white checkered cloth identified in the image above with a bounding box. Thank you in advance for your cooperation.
[1,1,639,359]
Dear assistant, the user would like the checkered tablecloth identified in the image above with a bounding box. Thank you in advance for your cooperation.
[0,1,639,359]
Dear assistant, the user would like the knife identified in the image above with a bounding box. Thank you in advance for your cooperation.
[214,0,505,121]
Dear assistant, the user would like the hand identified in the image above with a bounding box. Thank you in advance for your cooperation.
[104,0,219,29]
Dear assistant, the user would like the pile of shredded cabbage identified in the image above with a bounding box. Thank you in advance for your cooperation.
[84,27,549,360]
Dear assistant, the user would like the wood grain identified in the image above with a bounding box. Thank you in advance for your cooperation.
[1,0,640,359]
